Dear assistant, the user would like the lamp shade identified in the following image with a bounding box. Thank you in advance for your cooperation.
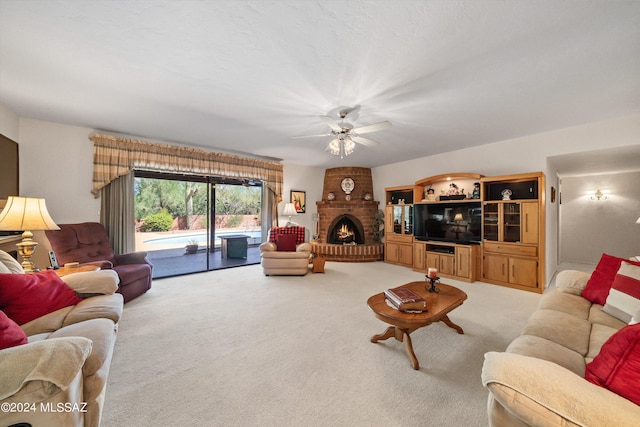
[282,203,298,217]
[0,196,60,231]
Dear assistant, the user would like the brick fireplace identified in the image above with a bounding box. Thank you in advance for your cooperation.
[312,167,383,262]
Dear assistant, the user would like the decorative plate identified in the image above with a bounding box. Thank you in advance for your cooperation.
[341,177,355,194]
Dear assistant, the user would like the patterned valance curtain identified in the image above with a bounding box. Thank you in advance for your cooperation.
[90,134,284,201]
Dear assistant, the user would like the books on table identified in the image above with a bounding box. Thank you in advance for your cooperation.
[384,287,427,312]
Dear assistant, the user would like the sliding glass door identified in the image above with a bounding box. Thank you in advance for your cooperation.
[134,172,263,278]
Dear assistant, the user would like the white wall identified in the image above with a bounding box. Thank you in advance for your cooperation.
[17,118,100,223]
[372,113,640,284]
[560,171,640,263]
[280,163,325,232]
[0,103,19,140]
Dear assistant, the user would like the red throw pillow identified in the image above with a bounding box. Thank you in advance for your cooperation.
[0,310,28,350]
[276,234,297,252]
[582,254,640,305]
[585,323,640,405]
[0,270,82,325]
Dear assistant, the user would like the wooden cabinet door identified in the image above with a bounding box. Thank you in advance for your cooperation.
[414,243,425,270]
[385,206,395,235]
[521,202,539,244]
[386,242,399,263]
[455,246,471,279]
[483,254,508,282]
[509,257,538,288]
[439,254,455,275]
[398,244,414,266]
[426,252,439,271]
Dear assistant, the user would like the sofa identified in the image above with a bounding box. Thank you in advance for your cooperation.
[46,222,152,302]
[0,249,124,427]
[482,255,640,427]
[259,226,311,275]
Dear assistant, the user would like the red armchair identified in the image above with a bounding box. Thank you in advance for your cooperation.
[45,222,152,302]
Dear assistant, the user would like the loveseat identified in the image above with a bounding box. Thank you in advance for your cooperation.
[259,226,311,275]
[0,249,124,427]
[482,254,640,427]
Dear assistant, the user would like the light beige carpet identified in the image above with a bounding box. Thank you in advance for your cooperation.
[102,261,543,427]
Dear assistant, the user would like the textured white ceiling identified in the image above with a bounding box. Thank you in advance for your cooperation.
[1,0,639,169]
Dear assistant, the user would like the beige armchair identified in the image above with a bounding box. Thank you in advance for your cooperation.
[259,227,311,275]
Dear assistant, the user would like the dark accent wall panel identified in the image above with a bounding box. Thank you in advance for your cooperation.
[0,133,19,206]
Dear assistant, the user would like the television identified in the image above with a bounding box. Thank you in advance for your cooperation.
[413,201,482,244]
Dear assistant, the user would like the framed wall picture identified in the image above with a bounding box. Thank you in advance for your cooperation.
[290,190,306,213]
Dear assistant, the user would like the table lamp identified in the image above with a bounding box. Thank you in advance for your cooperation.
[282,203,298,226]
[0,196,60,272]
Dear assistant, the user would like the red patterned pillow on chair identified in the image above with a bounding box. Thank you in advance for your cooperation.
[276,234,297,252]
[270,227,305,245]
[0,270,82,325]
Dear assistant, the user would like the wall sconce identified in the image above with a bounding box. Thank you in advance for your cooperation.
[590,189,608,201]
[636,217,640,224]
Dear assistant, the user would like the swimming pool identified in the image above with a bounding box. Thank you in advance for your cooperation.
[144,230,262,246]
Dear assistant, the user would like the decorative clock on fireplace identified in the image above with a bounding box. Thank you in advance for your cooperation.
[341,177,354,194]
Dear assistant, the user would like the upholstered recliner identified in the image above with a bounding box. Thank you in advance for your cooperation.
[259,227,311,275]
[46,222,152,302]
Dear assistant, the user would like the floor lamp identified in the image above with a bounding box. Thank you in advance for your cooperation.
[0,196,60,272]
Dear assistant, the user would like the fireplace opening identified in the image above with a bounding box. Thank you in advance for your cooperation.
[327,214,365,244]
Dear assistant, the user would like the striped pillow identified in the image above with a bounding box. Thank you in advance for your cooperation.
[603,262,640,323]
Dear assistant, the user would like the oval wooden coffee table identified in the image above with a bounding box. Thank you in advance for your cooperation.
[367,281,467,370]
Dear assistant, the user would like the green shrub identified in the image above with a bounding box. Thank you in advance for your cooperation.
[142,209,174,232]
[225,215,243,228]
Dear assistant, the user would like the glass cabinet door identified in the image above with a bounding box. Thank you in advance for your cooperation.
[404,205,413,234]
[483,203,499,241]
[503,203,521,242]
[393,206,402,234]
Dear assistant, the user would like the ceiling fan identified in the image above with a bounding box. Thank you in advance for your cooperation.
[293,107,392,159]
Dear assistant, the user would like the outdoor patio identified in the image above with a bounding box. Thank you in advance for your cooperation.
[147,245,262,278]
[136,229,262,279]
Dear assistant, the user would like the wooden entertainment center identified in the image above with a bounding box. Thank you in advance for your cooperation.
[384,172,545,293]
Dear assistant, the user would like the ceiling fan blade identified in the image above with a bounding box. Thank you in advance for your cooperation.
[291,133,331,139]
[351,120,392,135]
[350,135,379,147]
[319,115,343,132]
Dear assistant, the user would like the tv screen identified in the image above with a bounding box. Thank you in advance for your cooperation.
[413,202,482,244]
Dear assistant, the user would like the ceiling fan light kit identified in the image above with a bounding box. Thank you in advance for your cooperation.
[294,106,391,158]
[327,137,356,159]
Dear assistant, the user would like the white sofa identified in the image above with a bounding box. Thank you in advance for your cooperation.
[481,269,640,427]
[0,250,123,427]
